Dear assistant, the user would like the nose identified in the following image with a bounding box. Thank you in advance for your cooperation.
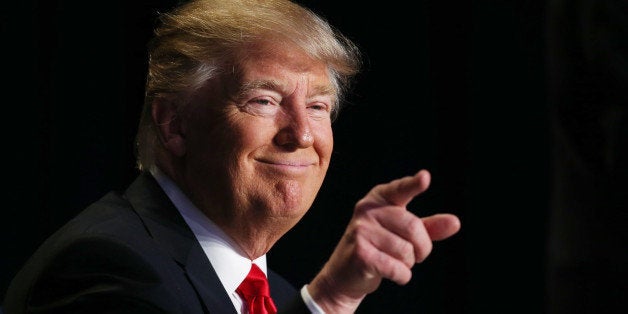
[274,103,314,149]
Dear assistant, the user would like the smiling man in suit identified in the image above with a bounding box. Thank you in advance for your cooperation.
[3,1,461,313]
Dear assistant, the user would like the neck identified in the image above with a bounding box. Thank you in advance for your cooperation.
[213,216,288,260]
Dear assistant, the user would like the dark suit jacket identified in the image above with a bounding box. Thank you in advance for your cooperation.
[3,173,310,314]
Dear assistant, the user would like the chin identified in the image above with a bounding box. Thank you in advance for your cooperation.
[271,201,309,219]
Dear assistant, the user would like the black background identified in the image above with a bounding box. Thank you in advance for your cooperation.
[2,1,626,313]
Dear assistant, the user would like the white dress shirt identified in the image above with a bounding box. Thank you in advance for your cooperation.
[151,168,325,314]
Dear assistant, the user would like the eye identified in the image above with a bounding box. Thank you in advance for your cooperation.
[307,102,332,120]
[252,98,272,106]
[308,103,327,111]
[240,96,281,116]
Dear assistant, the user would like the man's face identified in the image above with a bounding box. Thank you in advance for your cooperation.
[180,43,335,242]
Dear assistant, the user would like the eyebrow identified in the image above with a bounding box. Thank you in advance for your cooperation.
[236,79,337,101]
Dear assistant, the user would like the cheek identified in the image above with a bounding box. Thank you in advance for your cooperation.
[229,119,277,152]
[185,113,248,172]
[314,123,334,159]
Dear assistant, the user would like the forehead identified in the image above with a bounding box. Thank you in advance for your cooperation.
[234,42,335,94]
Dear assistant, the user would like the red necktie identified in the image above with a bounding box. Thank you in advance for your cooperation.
[236,263,278,314]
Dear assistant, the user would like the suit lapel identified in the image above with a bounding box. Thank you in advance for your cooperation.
[124,173,237,314]
[185,246,238,313]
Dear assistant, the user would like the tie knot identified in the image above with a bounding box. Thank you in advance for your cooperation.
[238,264,271,298]
[236,263,277,314]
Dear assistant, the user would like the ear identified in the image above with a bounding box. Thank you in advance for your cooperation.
[152,98,186,157]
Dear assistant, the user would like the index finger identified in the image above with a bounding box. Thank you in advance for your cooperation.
[371,169,431,207]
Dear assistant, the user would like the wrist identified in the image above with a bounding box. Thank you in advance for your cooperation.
[308,273,365,314]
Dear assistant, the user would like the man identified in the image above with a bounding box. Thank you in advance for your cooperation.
[3,0,461,313]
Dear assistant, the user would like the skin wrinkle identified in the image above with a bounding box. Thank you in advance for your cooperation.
[170,42,334,259]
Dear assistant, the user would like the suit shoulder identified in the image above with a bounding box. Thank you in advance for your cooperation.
[3,226,188,313]
[2,191,187,313]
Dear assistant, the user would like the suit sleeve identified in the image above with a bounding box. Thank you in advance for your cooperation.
[267,270,310,314]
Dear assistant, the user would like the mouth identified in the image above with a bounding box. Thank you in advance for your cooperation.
[255,159,316,173]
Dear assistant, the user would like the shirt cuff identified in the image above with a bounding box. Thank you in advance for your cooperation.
[300,284,326,314]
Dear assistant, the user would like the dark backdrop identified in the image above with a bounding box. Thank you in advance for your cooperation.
[2,1,625,313]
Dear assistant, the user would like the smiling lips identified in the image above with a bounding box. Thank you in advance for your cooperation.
[256,158,316,173]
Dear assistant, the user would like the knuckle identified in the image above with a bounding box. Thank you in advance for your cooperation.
[351,218,370,236]
[415,241,433,263]
[405,216,424,237]
[384,260,411,285]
